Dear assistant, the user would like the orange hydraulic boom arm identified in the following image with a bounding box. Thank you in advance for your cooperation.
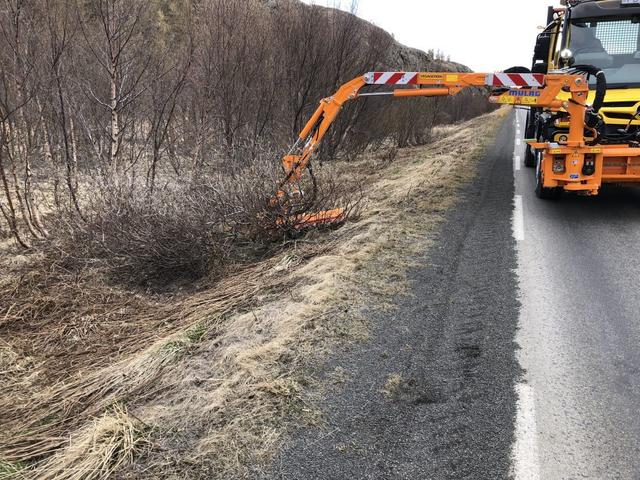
[274,70,591,228]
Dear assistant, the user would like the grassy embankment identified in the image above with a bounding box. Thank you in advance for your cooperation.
[0,109,507,479]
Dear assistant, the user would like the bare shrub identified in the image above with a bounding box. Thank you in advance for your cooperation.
[52,185,222,286]
[46,154,360,288]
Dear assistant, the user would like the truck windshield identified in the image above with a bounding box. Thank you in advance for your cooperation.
[570,17,640,86]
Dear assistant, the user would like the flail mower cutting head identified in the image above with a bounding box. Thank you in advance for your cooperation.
[266,76,374,231]
[269,152,346,231]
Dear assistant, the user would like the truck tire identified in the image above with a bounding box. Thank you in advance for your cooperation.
[524,144,536,168]
[535,151,562,200]
[524,112,537,168]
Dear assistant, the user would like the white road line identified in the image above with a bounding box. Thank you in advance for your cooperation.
[514,155,521,172]
[512,383,541,480]
[513,195,525,241]
[516,139,521,146]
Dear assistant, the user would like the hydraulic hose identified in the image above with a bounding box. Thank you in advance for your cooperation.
[571,64,607,113]
[569,64,607,136]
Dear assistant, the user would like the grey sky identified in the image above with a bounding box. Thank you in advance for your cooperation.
[302,1,561,71]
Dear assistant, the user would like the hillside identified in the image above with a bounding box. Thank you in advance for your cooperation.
[267,0,469,72]
[0,0,492,252]
[0,1,497,478]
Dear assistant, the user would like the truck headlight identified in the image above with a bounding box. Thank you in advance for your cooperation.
[560,48,573,61]
[560,48,574,66]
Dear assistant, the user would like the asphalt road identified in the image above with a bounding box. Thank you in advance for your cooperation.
[513,109,640,479]
[267,111,640,479]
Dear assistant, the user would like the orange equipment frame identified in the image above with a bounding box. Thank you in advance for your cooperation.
[273,71,640,228]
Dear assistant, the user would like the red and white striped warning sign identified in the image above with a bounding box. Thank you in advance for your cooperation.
[485,73,545,88]
[365,71,545,88]
[365,72,419,85]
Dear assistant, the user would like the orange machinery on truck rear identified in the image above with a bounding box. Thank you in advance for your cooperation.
[273,69,640,229]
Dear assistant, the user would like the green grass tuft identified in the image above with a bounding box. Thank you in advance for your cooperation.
[185,323,207,344]
[0,460,25,478]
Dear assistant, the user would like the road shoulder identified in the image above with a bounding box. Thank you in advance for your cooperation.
[267,110,520,480]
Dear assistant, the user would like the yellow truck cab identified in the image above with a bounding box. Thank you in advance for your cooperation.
[524,0,640,167]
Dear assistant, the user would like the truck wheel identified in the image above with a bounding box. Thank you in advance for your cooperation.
[524,111,537,168]
[535,151,562,200]
[524,144,536,168]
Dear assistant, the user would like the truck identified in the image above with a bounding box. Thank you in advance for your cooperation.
[524,0,640,197]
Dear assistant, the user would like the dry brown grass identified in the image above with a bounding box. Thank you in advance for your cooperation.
[28,404,148,480]
[0,109,507,479]
[0,244,329,461]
